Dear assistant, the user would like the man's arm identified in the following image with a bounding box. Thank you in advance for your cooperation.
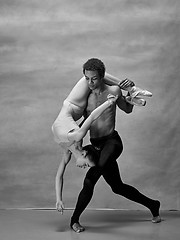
[55,149,72,214]
[116,91,134,113]
[115,79,135,113]
[109,85,134,114]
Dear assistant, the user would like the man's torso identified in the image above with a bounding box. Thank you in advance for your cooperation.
[85,85,117,138]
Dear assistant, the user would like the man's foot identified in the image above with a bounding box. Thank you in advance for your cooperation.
[151,200,161,223]
[152,215,161,223]
[71,222,85,233]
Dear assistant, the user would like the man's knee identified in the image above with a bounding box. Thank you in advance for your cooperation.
[116,141,123,156]
[112,187,120,194]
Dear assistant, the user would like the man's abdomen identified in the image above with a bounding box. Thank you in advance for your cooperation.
[90,119,115,138]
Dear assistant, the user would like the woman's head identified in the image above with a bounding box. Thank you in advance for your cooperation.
[76,145,99,168]
[83,145,99,165]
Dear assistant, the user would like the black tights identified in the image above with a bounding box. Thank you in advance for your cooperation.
[71,131,159,225]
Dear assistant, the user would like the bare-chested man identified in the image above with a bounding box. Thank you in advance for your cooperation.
[70,58,161,233]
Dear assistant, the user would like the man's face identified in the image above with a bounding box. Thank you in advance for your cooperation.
[84,70,102,90]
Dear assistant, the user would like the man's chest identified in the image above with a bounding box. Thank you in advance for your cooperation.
[86,92,109,113]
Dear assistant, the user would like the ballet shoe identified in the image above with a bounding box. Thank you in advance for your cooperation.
[71,222,85,233]
[129,86,152,98]
[125,96,146,106]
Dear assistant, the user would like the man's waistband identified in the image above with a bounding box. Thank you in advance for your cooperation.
[90,130,118,143]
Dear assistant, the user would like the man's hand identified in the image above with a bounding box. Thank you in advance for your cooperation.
[56,200,65,214]
[119,78,135,90]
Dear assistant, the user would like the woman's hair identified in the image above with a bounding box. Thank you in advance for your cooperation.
[82,144,99,165]
[83,58,106,79]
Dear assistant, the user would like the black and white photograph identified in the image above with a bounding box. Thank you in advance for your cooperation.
[0,0,180,239]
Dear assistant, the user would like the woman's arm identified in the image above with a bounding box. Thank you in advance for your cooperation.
[55,149,72,214]
[67,95,118,142]
[65,73,125,109]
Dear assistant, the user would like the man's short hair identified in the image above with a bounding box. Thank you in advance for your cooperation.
[83,58,106,79]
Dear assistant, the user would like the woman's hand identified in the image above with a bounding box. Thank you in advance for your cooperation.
[76,157,89,168]
[56,200,65,214]
[107,94,118,105]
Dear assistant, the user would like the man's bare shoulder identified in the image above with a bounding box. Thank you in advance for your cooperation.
[106,85,122,96]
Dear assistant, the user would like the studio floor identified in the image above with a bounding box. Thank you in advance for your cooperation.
[0,209,179,240]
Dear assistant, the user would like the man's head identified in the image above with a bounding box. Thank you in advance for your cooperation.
[83,58,106,79]
[83,58,106,91]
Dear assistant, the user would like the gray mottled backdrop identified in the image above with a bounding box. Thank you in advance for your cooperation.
[0,0,180,209]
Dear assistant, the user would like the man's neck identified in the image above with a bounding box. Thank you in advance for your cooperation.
[92,83,105,95]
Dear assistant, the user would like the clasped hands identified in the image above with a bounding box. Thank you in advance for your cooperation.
[119,78,135,90]
[107,78,135,104]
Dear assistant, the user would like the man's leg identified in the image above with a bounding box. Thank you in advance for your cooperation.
[70,166,102,232]
[70,132,123,232]
[92,132,123,169]
[102,161,161,223]
[95,133,161,222]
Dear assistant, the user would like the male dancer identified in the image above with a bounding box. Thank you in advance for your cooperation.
[70,58,161,233]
